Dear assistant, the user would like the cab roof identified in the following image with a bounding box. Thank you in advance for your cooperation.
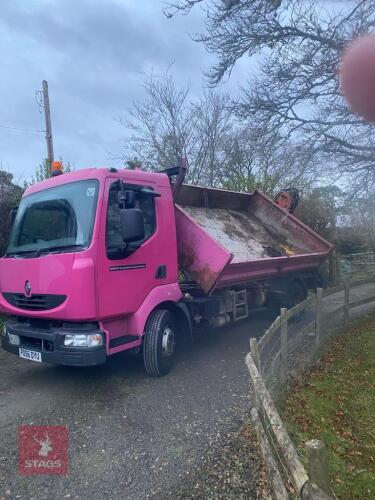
[24,167,170,197]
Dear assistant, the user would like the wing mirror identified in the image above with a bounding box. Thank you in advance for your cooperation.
[118,189,136,209]
[120,208,145,243]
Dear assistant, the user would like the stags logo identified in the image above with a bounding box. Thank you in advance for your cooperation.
[35,434,53,457]
[19,425,68,475]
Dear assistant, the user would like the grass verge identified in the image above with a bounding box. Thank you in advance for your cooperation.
[279,314,375,499]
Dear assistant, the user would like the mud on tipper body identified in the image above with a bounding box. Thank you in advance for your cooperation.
[0,161,331,375]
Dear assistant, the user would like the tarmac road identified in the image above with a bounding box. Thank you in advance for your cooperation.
[0,312,271,500]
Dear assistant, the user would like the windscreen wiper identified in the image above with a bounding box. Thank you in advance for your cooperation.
[6,250,40,258]
[36,244,86,256]
[6,244,85,258]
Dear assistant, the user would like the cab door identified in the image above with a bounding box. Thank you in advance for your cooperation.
[97,178,168,320]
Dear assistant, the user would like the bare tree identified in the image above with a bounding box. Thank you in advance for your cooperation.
[165,0,375,195]
[219,126,323,195]
[120,74,233,186]
[190,90,234,185]
[121,72,323,192]
[120,74,196,171]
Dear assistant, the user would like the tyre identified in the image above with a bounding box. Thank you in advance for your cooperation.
[286,281,308,325]
[287,280,307,309]
[143,309,176,376]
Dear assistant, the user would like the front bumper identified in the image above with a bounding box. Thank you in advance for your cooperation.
[1,318,106,366]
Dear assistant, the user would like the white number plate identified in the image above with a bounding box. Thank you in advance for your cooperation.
[19,348,42,363]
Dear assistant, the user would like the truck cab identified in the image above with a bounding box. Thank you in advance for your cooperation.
[0,168,184,374]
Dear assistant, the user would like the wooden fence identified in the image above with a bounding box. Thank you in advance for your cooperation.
[246,277,375,499]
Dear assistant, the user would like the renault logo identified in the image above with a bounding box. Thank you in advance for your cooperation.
[25,281,31,297]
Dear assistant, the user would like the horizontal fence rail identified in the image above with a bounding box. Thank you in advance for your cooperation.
[246,276,375,499]
[247,353,331,500]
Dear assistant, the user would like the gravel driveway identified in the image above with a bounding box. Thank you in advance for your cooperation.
[0,312,272,500]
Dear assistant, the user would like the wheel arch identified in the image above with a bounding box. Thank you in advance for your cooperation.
[126,283,183,338]
[152,300,193,344]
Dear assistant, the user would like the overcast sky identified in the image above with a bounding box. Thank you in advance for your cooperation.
[0,0,247,183]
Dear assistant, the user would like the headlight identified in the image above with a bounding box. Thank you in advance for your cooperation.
[8,333,20,345]
[64,333,103,347]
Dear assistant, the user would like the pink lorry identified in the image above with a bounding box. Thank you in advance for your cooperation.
[0,165,331,375]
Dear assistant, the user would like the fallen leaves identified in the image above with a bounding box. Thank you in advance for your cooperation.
[280,313,375,499]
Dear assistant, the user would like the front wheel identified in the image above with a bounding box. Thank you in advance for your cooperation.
[143,309,176,376]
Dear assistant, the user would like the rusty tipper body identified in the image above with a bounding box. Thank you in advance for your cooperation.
[1,166,331,375]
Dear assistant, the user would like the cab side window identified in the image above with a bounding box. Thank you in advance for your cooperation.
[106,182,157,259]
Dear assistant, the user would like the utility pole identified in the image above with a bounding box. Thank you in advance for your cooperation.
[42,80,54,165]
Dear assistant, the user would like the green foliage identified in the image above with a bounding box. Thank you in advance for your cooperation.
[34,159,52,182]
[30,158,72,185]
[221,172,280,196]
[295,186,343,241]
[335,228,368,256]
[0,171,23,256]
[344,194,375,253]
[125,158,142,170]
[280,316,375,499]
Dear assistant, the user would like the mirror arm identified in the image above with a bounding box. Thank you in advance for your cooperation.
[140,188,161,198]
[118,180,126,209]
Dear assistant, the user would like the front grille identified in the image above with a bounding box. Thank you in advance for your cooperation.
[3,293,66,311]
[19,336,43,349]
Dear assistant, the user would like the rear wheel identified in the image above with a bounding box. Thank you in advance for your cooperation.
[286,281,308,324]
[143,309,176,376]
[287,280,307,309]
[267,279,307,316]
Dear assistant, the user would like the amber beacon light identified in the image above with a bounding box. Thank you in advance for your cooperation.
[51,160,63,177]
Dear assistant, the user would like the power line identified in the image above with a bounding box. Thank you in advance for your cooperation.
[0,123,45,133]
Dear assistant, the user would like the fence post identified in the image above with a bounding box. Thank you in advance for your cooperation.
[344,281,350,326]
[280,308,288,386]
[305,439,331,496]
[251,408,289,500]
[328,249,337,286]
[250,338,262,413]
[250,338,260,371]
[315,288,323,347]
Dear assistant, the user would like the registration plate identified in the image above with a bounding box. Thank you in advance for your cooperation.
[19,348,42,363]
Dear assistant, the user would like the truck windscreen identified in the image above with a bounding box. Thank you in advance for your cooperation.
[6,179,99,257]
